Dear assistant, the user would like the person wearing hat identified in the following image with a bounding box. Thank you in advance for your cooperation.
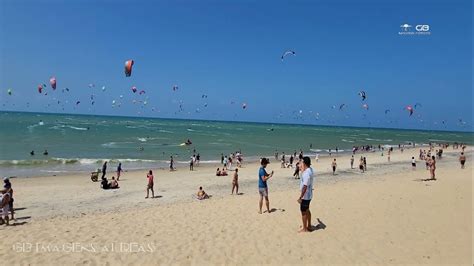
[297,157,314,232]
[258,158,273,214]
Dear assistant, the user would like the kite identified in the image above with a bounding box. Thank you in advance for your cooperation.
[173,85,179,91]
[101,86,106,92]
[281,50,296,61]
[38,85,43,94]
[406,105,414,116]
[358,91,366,101]
[242,103,247,109]
[139,90,146,95]
[131,86,137,93]
[76,101,81,105]
[339,104,346,110]
[362,103,369,110]
[201,94,208,98]
[7,89,12,95]
[414,103,422,109]
[125,60,134,77]
[50,77,57,90]
[384,109,390,114]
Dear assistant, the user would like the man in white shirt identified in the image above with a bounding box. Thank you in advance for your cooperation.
[297,156,314,232]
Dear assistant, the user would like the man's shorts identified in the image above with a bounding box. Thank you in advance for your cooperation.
[258,187,268,197]
[300,199,311,212]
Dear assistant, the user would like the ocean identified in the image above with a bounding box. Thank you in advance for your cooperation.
[1,111,472,177]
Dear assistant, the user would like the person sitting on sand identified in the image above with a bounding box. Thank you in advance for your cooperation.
[459,152,466,169]
[108,176,119,189]
[197,186,209,200]
[146,170,154,198]
[101,176,109,189]
[216,168,221,176]
[221,168,228,176]
[231,168,239,195]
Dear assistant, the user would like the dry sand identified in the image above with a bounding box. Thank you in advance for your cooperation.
[0,146,472,265]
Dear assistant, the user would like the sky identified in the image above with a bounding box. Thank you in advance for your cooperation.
[0,0,472,131]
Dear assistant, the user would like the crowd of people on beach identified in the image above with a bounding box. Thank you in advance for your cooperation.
[2,141,468,227]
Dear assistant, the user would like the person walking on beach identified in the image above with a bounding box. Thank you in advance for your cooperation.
[363,157,367,171]
[169,156,175,171]
[459,152,466,169]
[297,157,314,233]
[293,161,300,179]
[189,157,194,171]
[196,153,200,166]
[258,158,273,214]
[101,161,107,179]
[231,168,239,195]
[359,157,365,173]
[146,170,154,198]
[1,177,14,221]
[331,159,337,175]
[429,156,436,180]
[350,155,354,169]
[116,163,123,181]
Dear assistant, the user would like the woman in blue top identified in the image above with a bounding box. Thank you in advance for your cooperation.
[258,158,273,214]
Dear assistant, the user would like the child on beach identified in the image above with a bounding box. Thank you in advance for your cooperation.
[116,163,123,181]
[331,159,337,175]
[197,187,209,200]
[146,170,154,198]
[459,152,466,169]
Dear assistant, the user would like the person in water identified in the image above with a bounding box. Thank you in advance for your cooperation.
[43,150,48,156]
[30,150,34,156]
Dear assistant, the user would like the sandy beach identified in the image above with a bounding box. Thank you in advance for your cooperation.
[0,146,471,264]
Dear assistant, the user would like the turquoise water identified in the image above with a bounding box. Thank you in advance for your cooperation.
[1,111,472,177]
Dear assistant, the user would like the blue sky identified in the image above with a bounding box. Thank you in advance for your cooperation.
[0,0,472,131]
